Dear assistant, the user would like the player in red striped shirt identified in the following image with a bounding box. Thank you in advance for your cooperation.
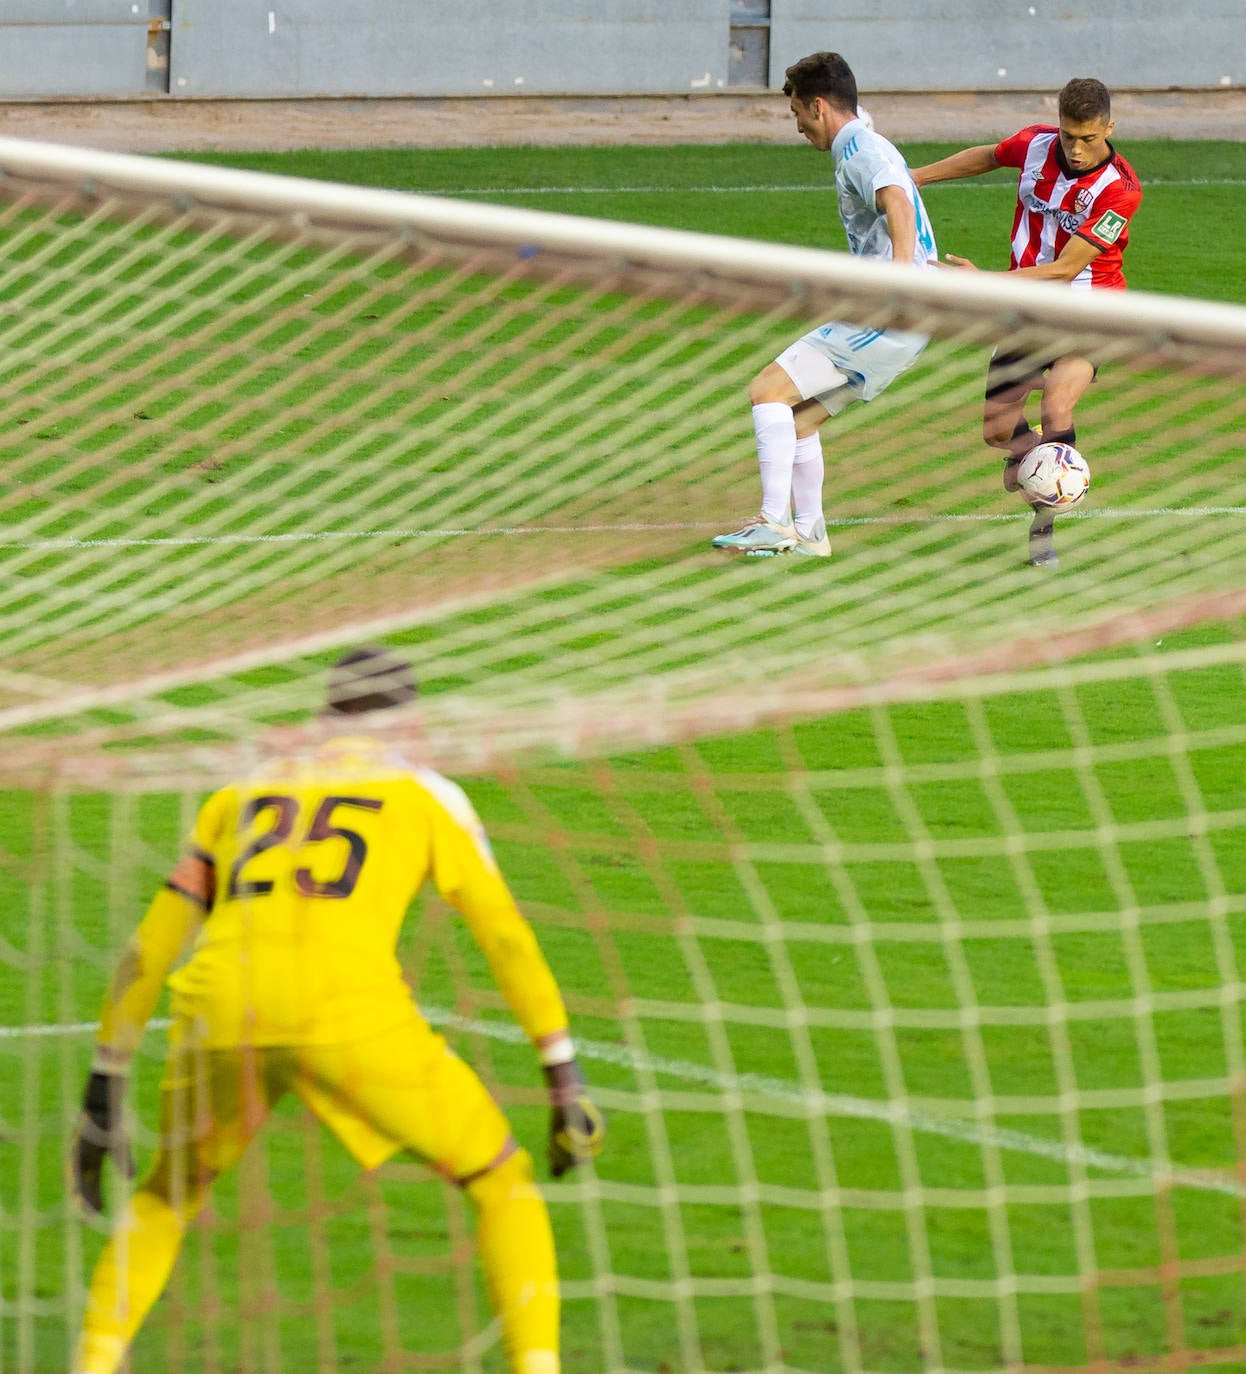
[912,79,1142,566]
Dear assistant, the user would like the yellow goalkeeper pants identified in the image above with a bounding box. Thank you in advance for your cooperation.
[73,1016,559,1374]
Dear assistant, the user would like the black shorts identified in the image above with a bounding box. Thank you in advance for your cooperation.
[985,349,1100,400]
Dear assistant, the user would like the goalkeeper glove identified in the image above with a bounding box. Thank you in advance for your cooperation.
[544,1059,606,1178]
[70,1068,133,1215]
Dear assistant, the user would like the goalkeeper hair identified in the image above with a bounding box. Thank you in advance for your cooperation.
[324,646,418,716]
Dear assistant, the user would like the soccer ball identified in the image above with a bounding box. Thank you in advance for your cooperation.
[1016,442,1090,508]
[857,104,874,130]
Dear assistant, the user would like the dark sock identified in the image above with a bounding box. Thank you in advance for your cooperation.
[1007,419,1041,460]
[1002,420,1039,490]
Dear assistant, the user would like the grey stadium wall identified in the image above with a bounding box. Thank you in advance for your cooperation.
[0,0,1238,101]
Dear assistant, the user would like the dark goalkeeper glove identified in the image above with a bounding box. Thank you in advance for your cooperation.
[544,1059,606,1178]
[71,1069,133,1215]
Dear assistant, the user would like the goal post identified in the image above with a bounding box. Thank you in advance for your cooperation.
[1,137,1245,1374]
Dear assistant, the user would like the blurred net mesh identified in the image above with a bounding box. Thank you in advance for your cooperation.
[1,140,1245,1373]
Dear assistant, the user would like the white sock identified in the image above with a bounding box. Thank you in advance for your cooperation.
[791,432,825,539]
[752,402,796,525]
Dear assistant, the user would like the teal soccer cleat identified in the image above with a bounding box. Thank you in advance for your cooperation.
[711,514,797,554]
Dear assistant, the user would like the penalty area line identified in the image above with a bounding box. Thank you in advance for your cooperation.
[5,505,1245,552]
[5,1010,1243,1199]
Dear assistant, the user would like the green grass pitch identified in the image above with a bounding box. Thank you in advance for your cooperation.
[2,139,1245,1373]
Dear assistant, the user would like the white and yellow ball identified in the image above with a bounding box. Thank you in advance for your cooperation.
[1017,442,1091,508]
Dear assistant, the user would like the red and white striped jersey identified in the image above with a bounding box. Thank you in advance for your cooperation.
[994,125,1142,290]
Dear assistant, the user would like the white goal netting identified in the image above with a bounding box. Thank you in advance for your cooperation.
[1,137,1244,1374]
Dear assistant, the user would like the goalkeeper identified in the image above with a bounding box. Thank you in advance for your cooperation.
[69,646,605,1374]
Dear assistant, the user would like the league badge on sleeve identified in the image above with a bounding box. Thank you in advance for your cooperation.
[1091,209,1127,243]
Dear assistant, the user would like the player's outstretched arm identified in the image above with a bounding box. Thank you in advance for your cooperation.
[910,144,1000,187]
[945,236,1101,281]
[1011,234,1102,282]
[71,881,206,1214]
[444,853,606,1175]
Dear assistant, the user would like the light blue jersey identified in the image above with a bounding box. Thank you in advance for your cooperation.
[832,118,938,268]
[776,117,936,410]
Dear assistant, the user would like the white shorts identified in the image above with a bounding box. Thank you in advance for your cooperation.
[776,322,929,414]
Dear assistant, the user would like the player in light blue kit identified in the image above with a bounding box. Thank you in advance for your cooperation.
[713,51,938,558]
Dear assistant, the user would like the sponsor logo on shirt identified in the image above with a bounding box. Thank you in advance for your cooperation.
[1026,194,1085,234]
[1091,209,1128,244]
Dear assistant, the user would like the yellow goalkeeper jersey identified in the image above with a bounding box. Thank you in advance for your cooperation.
[149,736,568,1049]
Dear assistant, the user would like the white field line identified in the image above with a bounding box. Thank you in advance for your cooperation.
[3,506,1244,552]
[5,1009,1244,1200]
[444,179,1246,196]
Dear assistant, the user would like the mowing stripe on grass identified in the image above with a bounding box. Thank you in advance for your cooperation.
[444,179,1246,196]
[4,505,1244,552]
[8,1010,1244,1199]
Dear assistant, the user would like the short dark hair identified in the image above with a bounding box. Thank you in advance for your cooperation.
[1058,77,1111,124]
[324,645,417,715]
[783,51,858,115]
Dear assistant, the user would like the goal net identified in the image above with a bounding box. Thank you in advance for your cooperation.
[1,136,1244,1374]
